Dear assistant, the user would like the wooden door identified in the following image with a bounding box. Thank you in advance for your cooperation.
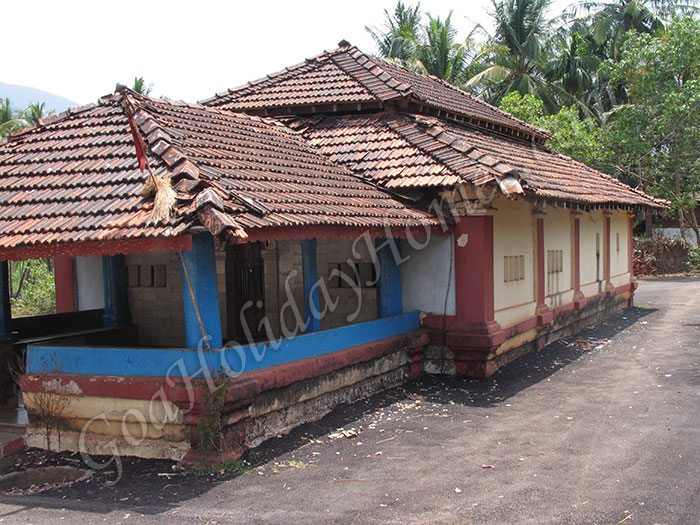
[226,242,265,343]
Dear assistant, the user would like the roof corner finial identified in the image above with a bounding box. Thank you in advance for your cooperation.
[115,83,128,94]
[338,39,351,48]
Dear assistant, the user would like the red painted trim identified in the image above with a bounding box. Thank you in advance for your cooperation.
[0,235,193,262]
[535,216,553,325]
[54,256,75,313]
[427,282,635,348]
[237,225,449,243]
[499,315,538,340]
[2,437,25,456]
[422,314,456,330]
[452,216,496,329]
[553,301,576,317]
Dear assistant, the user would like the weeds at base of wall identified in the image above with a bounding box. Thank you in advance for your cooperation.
[196,375,230,461]
[10,348,70,451]
[27,392,70,452]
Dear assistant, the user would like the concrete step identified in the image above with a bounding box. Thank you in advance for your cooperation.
[0,408,27,437]
[0,425,24,438]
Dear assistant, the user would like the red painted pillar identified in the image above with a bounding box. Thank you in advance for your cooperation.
[535,213,553,325]
[447,214,505,377]
[572,213,585,310]
[629,213,638,293]
[54,256,75,313]
[603,212,615,297]
[452,215,498,332]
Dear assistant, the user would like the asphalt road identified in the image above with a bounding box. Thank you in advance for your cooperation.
[1,277,699,524]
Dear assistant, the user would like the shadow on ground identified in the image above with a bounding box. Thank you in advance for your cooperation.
[0,305,655,515]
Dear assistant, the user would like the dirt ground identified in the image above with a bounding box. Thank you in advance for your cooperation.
[0,277,698,524]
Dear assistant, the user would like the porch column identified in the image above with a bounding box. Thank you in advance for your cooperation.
[376,238,402,318]
[534,210,553,325]
[0,262,11,339]
[101,254,131,328]
[180,233,223,349]
[629,212,638,292]
[603,211,614,296]
[301,238,320,333]
[572,212,585,310]
[54,256,75,313]
[452,215,500,334]
[447,212,505,377]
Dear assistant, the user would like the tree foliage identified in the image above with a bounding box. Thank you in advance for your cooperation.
[9,258,56,317]
[602,16,700,241]
[132,76,153,96]
[499,91,605,166]
[366,1,422,61]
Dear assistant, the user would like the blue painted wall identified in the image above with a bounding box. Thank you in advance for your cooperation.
[301,238,320,333]
[27,311,420,377]
[376,238,403,318]
[180,233,223,349]
[101,254,131,328]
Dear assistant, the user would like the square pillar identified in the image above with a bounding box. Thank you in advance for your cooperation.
[629,212,638,292]
[0,262,11,339]
[447,213,505,377]
[301,238,320,333]
[603,211,615,296]
[534,211,553,326]
[572,212,585,310]
[453,215,496,329]
[180,233,223,349]
[102,254,131,328]
[54,256,75,313]
[376,238,402,318]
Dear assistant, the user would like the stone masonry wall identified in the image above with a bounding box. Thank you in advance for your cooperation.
[125,251,186,348]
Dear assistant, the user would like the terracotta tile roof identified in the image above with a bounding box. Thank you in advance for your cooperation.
[287,112,665,209]
[201,44,550,142]
[0,91,439,255]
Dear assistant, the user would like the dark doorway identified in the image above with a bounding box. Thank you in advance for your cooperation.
[226,242,265,343]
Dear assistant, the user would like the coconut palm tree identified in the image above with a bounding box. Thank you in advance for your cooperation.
[466,0,569,112]
[575,0,699,60]
[408,12,471,82]
[21,102,54,126]
[365,1,423,61]
[132,76,153,96]
[0,99,28,137]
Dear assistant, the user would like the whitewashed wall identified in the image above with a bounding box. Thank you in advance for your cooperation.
[74,256,104,311]
[400,234,456,316]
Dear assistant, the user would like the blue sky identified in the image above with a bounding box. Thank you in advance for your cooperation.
[5,0,573,107]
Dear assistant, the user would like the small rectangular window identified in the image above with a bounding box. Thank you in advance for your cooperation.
[504,255,525,282]
[616,232,620,252]
[127,264,166,288]
[153,265,167,287]
[547,250,563,274]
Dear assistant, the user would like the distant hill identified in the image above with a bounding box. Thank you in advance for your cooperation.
[0,82,77,114]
